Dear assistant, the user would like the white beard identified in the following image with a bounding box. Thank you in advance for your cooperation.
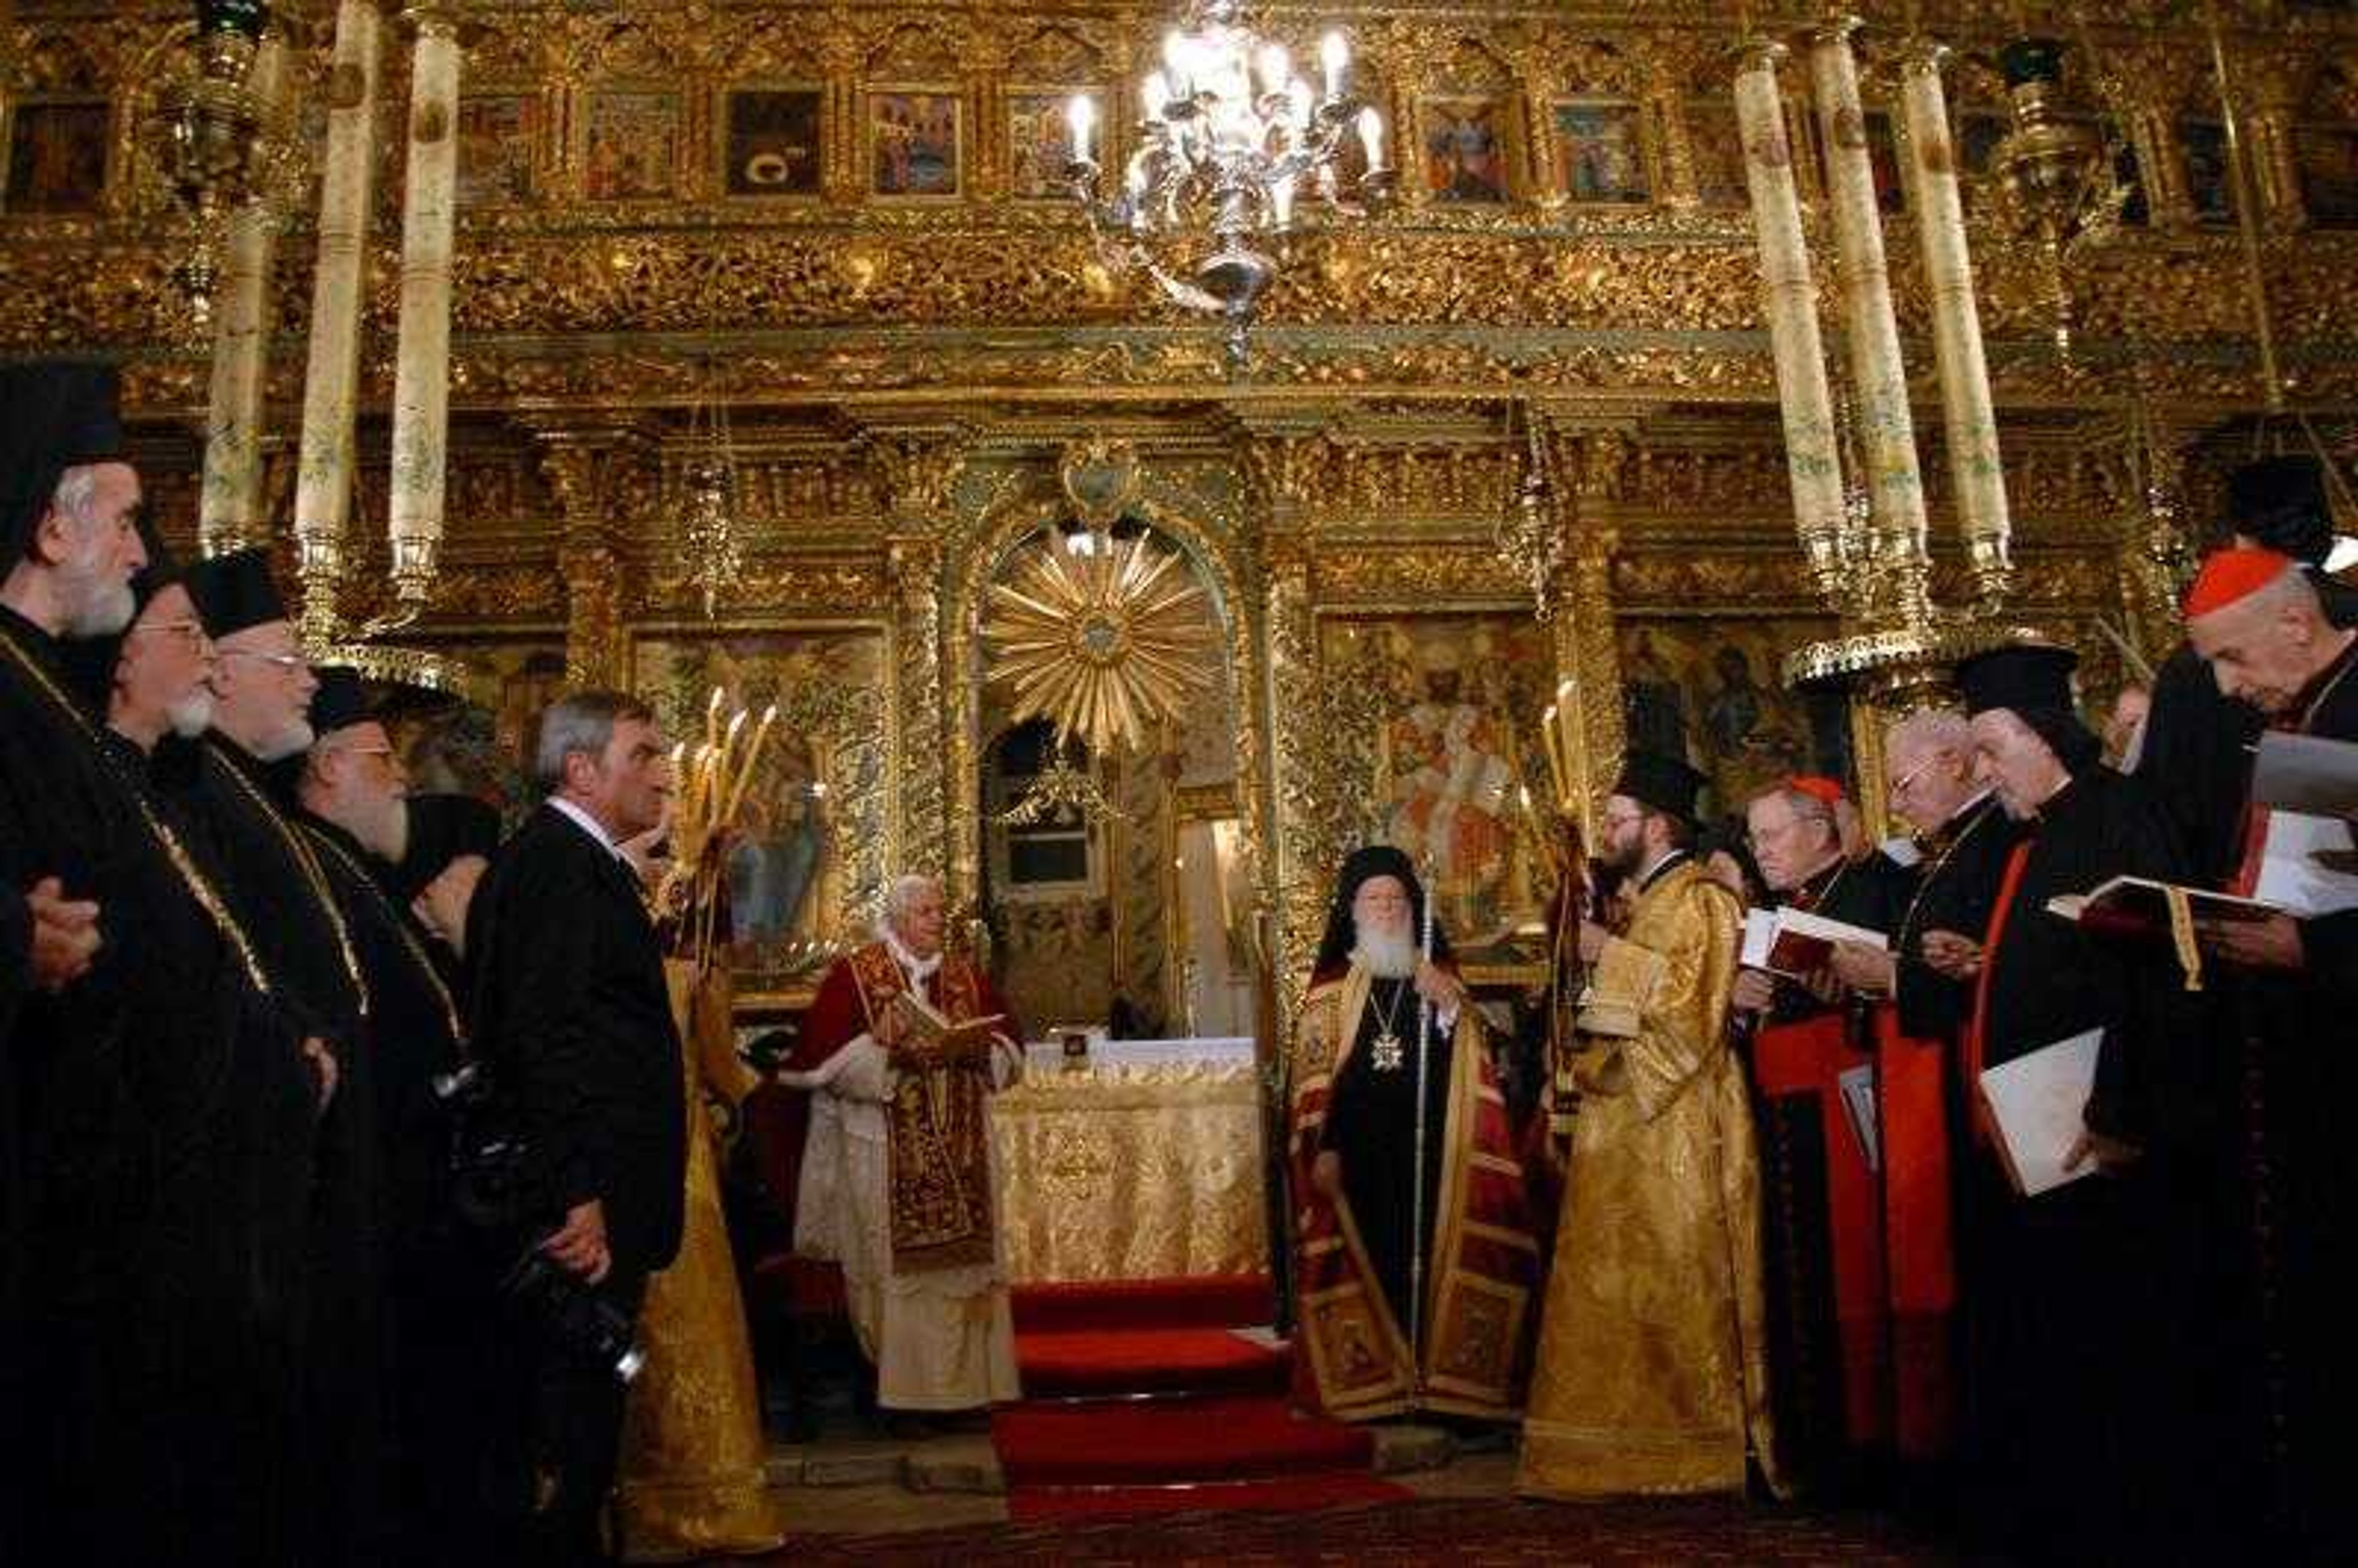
[251,717,316,763]
[165,691,214,739]
[64,578,134,638]
[351,795,410,864]
[1349,920,1418,980]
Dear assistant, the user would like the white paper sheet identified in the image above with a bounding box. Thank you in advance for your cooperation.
[1977,1027,2102,1198]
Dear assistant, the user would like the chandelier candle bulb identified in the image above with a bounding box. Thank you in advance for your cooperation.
[1321,31,1348,102]
[1067,94,1096,166]
[1357,106,1384,169]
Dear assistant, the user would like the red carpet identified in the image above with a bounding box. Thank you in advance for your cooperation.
[1006,1472,1407,1522]
[997,1274,1387,1521]
[1016,1327,1288,1399]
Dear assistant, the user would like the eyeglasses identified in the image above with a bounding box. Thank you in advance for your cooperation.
[220,647,308,672]
[128,618,209,648]
[1887,753,1947,799]
[1601,810,1647,833]
[1746,811,1829,850]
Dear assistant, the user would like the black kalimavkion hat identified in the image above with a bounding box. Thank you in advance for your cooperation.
[1,360,125,562]
[1956,642,2102,775]
[1613,750,1708,825]
[182,546,292,640]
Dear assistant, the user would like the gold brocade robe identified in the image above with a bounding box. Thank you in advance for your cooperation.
[1287,966,1538,1422]
[615,963,787,1558]
[1517,860,1783,1499]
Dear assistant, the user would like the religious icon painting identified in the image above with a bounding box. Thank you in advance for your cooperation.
[868,89,963,199]
[583,88,682,201]
[1008,88,1094,201]
[1684,104,1750,209]
[722,87,823,199]
[2180,118,2236,225]
[1551,98,1651,205]
[454,95,536,208]
[2,98,109,215]
[1417,95,1511,204]
[2294,124,2358,227]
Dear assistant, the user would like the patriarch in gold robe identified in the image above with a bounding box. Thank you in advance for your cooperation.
[1518,751,1781,1499]
[1286,845,1537,1424]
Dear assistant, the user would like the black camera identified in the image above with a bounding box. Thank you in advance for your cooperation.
[436,1063,645,1386]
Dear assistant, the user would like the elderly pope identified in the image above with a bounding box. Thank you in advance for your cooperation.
[784,875,1023,1422]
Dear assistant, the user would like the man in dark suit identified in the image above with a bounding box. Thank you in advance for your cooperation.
[466,690,685,1566]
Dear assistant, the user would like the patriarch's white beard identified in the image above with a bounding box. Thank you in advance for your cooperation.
[64,578,134,638]
[1350,921,1418,980]
[165,691,214,739]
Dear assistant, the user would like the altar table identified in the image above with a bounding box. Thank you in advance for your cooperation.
[992,1036,1269,1284]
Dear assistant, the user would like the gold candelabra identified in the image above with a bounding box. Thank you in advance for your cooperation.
[1493,398,1566,621]
[152,1,300,328]
[1986,37,2128,357]
[679,368,747,619]
[658,688,784,974]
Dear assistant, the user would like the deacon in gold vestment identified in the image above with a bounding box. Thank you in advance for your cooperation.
[1287,846,1537,1424]
[614,960,786,1557]
[1519,753,1781,1499]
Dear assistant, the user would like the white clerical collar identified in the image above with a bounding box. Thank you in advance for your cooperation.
[548,795,626,861]
[1950,787,1995,825]
[882,927,943,986]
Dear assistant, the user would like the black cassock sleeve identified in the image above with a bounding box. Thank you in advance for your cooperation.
[480,844,608,1216]
[1,885,28,1040]
[2084,783,2216,1155]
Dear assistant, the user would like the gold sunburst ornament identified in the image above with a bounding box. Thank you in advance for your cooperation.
[985,524,1213,756]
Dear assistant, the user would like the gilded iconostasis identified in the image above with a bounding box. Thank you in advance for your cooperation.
[8,0,2358,1025]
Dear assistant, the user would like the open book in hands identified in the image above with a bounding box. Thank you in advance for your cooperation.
[887,990,1007,1071]
[1740,906,1888,979]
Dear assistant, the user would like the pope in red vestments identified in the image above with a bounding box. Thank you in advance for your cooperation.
[781,875,1023,1415]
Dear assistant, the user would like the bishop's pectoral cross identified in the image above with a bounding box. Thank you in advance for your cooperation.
[1369,977,1413,1073]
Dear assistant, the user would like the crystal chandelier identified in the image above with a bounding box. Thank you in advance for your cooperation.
[678,370,745,618]
[1065,0,1393,368]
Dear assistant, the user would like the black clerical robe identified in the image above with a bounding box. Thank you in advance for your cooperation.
[1,611,318,1566]
[1958,767,2217,1557]
[176,736,391,1567]
[2217,636,2358,1553]
[1746,852,1912,1485]
[1885,794,2020,1463]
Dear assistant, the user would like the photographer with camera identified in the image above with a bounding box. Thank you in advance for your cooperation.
[464,692,685,1566]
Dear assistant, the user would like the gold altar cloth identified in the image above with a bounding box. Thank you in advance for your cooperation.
[615,965,786,1560]
[990,1056,1269,1284]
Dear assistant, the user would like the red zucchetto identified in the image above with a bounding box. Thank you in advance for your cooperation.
[2183,545,2295,619]
[1786,774,1847,808]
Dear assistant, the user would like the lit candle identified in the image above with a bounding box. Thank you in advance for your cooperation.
[1356,104,1385,168]
[1162,29,1193,100]
[1257,42,1290,97]
[1320,31,1349,101]
[1066,93,1095,164]
[704,685,723,751]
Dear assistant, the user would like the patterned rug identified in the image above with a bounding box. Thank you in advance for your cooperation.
[752,1493,1959,1565]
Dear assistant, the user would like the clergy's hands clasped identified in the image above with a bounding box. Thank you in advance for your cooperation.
[2062,1125,2143,1179]
[2196,912,2306,972]
[1829,941,1896,998]
[541,1197,612,1284]
[1414,960,1466,1014]
[1919,929,1985,980]
[25,876,100,992]
[300,1036,338,1113]
[1731,968,1776,1015]
[1310,1150,1344,1200]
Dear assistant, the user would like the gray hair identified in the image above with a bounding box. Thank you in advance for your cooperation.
[1887,705,1972,761]
[531,689,653,795]
[884,873,943,928]
[50,466,98,525]
[1748,783,1837,833]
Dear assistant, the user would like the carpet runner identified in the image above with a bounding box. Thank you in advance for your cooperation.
[994,1273,1409,1521]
